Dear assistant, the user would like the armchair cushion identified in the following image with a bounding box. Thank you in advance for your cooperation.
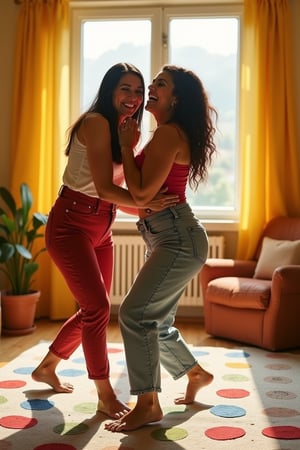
[254,237,300,279]
[207,277,271,309]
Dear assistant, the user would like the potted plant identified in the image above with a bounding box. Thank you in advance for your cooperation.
[0,182,48,335]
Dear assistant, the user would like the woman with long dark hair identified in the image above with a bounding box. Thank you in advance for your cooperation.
[32,63,178,418]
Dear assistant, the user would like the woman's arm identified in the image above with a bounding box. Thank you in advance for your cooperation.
[78,114,178,209]
[79,114,137,207]
[120,119,180,206]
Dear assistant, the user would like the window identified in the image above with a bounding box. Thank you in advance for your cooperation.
[70,4,242,223]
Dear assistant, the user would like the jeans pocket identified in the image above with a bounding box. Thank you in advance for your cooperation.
[187,226,208,261]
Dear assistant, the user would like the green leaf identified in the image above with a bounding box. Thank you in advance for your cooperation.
[0,186,16,216]
[20,183,32,222]
[0,243,15,262]
[0,215,15,233]
[15,244,32,260]
[24,261,38,276]
[33,212,48,228]
[15,208,26,232]
[24,262,39,292]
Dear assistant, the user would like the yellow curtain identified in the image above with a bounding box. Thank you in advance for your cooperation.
[238,0,300,259]
[11,0,76,318]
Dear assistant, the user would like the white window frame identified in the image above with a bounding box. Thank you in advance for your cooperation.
[70,1,243,230]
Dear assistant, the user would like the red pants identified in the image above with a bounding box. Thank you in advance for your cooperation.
[46,186,116,379]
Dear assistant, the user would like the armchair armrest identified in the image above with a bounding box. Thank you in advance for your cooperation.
[200,258,257,301]
[263,265,300,350]
[272,265,300,295]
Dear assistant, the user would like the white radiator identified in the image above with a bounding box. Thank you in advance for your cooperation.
[111,234,224,308]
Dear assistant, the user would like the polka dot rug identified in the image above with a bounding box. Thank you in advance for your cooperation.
[0,342,299,449]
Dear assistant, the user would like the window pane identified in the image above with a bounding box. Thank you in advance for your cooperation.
[169,18,239,215]
[81,20,152,142]
[76,10,241,221]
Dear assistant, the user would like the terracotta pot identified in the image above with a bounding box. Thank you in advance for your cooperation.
[1,291,40,336]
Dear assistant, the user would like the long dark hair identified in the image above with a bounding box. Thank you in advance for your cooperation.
[163,65,218,190]
[65,63,145,163]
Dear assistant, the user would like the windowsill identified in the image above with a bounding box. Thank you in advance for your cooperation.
[112,217,239,233]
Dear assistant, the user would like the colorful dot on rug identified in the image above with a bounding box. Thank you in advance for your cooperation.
[73,402,97,413]
[217,388,250,398]
[266,390,297,400]
[116,360,126,366]
[210,404,246,418]
[0,380,26,388]
[222,373,249,382]
[13,366,34,375]
[20,399,55,410]
[53,422,89,435]
[192,350,210,357]
[262,425,300,439]
[0,395,8,404]
[100,446,135,450]
[0,415,38,429]
[34,444,77,450]
[266,353,289,359]
[107,347,124,353]
[71,357,85,364]
[57,368,86,377]
[151,427,188,441]
[163,405,186,414]
[265,363,292,370]
[225,351,250,358]
[264,375,292,384]
[263,407,300,417]
[126,401,136,408]
[205,426,246,440]
[225,362,251,369]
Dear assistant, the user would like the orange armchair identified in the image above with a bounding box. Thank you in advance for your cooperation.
[200,217,300,351]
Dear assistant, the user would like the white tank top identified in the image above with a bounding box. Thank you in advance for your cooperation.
[62,133,124,198]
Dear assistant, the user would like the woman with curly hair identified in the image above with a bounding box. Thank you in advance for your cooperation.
[106,65,218,431]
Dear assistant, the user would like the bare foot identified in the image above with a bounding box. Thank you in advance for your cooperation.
[31,367,74,393]
[174,364,213,404]
[105,403,163,432]
[97,399,130,419]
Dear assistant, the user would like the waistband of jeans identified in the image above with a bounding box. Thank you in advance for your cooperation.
[58,185,116,213]
[136,203,190,228]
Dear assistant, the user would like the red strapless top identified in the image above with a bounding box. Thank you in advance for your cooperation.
[135,151,189,202]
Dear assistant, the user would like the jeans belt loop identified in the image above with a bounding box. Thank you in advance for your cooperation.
[94,198,101,213]
[58,185,65,197]
[137,219,148,233]
[169,206,179,219]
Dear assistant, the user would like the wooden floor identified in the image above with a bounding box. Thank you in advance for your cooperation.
[0,317,238,363]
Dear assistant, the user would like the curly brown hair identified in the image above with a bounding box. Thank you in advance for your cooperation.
[163,64,218,190]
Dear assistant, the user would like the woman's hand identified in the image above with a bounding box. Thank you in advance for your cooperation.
[144,188,179,212]
[119,118,140,150]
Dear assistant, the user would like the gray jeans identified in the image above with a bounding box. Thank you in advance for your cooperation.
[119,203,208,395]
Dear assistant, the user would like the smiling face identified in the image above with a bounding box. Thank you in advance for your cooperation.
[113,73,144,122]
[145,70,177,124]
